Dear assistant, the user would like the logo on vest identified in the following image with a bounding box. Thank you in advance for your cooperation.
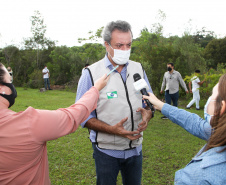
[106,91,118,99]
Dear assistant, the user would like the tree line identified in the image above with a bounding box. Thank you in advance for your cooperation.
[0,10,226,97]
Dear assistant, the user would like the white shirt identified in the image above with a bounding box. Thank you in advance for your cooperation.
[191,76,200,92]
[42,68,49,78]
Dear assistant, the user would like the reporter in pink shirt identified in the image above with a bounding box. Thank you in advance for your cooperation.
[0,63,109,185]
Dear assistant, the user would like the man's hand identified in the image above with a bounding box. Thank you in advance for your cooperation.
[94,74,110,91]
[136,108,152,132]
[110,117,142,140]
[160,90,163,94]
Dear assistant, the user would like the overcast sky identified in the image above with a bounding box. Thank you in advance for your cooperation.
[0,0,226,48]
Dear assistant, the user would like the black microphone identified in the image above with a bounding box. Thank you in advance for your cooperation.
[133,73,155,112]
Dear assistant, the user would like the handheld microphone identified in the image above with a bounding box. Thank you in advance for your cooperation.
[133,73,155,113]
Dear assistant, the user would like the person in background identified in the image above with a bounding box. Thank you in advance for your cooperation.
[160,62,188,119]
[76,20,153,185]
[186,70,205,110]
[0,62,109,185]
[7,67,13,82]
[143,74,226,184]
[42,65,52,90]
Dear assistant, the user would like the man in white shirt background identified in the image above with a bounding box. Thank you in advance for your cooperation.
[186,70,205,110]
[42,65,52,90]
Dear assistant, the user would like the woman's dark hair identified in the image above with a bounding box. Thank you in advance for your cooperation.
[206,74,226,152]
[0,63,6,84]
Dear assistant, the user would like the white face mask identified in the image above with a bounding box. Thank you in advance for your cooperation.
[108,44,131,65]
[204,96,216,124]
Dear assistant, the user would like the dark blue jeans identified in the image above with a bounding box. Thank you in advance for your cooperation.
[92,144,142,185]
[44,78,51,90]
[165,90,179,107]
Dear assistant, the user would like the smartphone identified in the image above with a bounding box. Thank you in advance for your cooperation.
[107,65,119,76]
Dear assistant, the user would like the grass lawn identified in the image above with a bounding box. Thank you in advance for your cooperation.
[10,87,206,185]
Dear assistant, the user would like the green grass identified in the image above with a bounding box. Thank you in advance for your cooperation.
[10,87,206,185]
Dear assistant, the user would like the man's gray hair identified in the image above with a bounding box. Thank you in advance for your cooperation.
[103,20,133,44]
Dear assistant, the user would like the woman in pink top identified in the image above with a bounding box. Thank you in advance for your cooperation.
[0,63,109,185]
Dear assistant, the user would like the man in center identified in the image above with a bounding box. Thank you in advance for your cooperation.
[76,20,153,185]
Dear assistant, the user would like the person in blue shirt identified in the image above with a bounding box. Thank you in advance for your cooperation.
[76,20,154,185]
[143,74,226,184]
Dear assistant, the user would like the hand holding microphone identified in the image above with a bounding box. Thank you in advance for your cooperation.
[132,75,164,111]
[133,73,155,117]
[142,93,164,111]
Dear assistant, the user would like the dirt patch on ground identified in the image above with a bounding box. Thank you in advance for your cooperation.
[51,85,65,90]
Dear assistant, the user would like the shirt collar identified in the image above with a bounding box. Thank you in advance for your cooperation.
[168,70,175,75]
[104,54,129,70]
[192,146,226,169]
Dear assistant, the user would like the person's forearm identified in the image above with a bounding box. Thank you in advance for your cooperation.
[161,79,165,91]
[181,81,188,91]
[198,80,205,86]
[161,104,211,140]
[189,82,192,91]
[31,87,100,142]
[85,118,113,134]
[85,117,141,141]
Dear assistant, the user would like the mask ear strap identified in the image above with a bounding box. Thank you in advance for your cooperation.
[108,43,113,50]
[107,43,114,59]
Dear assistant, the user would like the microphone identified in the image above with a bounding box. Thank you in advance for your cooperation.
[133,73,155,113]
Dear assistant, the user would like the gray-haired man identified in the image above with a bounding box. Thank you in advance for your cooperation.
[76,20,153,185]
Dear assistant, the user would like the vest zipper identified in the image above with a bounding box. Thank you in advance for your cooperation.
[119,74,134,149]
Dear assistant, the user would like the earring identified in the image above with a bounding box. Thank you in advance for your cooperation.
[0,86,5,94]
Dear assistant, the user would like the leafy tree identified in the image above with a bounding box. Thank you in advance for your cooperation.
[49,46,71,85]
[15,49,36,86]
[0,46,28,86]
[131,31,175,94]
[78,43,105,65]
[172,34,207,78]
[204,37,226,69]
[131,10,178,94]
[24,10,55,68]
[131,12,206,96]
[192,27,215,48]
[150,9,166,35]
[0,49,5,63]
[78,27,105,64]
[28,69,43,89]
[0,11,224,91]
[78,27,104,44]
[2,45,19,67]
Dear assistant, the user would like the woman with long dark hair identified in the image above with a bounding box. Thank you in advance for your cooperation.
[143,74,226,184]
